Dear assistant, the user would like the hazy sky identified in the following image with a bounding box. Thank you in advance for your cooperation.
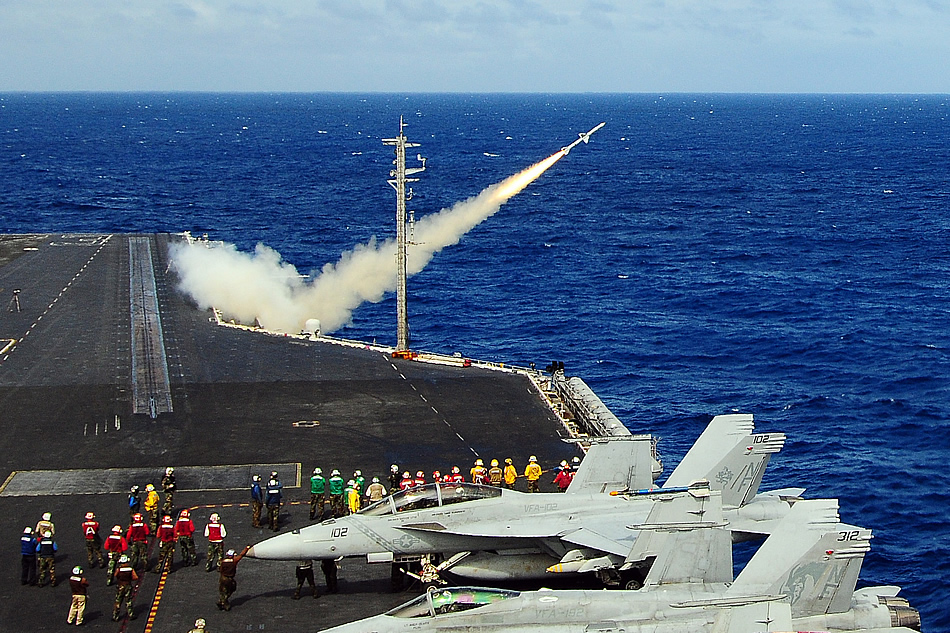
[2,0,947,93]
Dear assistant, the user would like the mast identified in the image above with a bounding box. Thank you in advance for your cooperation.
[382,116,426,352]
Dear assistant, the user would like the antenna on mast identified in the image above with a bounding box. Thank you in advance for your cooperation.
[382,116,426,352]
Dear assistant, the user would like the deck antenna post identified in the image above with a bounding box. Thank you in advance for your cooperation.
[383,116,426,352]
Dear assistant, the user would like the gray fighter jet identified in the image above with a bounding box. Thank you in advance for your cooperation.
[248,414,799,588]
[320,489,921,633]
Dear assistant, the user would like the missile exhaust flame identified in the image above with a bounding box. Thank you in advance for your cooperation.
[170,137,589,337]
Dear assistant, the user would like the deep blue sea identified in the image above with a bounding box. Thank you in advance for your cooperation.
[2,93,948,631]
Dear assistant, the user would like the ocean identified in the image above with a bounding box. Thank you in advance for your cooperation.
[1,92,948,631]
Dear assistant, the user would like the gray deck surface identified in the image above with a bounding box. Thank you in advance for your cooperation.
[0,233,583,633]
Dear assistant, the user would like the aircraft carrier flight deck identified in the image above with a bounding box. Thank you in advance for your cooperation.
[0,233,598,633]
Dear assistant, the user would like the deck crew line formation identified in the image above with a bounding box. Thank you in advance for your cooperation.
[15,414,922,632]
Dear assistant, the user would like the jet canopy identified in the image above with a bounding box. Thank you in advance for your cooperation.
[359,483,502,516]
[385,587,521,618]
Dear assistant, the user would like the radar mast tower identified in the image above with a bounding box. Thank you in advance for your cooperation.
[382,116,426,351]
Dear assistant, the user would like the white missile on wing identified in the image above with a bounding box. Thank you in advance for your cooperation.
[561,122,606,155]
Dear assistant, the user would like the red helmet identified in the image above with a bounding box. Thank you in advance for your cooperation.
[84,512,95,520]
[162,515,173,524]
[133,513,143,521]
[416,471,424,478]
[180,509,190,518]
[112,525,122,533]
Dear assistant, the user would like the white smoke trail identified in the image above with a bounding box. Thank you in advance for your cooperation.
[170,150,565,335]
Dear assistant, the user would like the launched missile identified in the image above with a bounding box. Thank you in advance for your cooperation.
[561,122,606,155]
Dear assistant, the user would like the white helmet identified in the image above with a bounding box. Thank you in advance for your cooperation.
[72,566,83,575]
[313,467,322,475]
[42,512,51,521]
[209,513,220,523]
[166,467,174,475]
[195,619,206,629]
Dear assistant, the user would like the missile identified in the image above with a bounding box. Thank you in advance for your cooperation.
[561,122,605,155]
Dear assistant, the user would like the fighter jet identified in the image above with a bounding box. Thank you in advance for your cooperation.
[248,414,798,588]
[561,122,606,155]
[320,490,921,633]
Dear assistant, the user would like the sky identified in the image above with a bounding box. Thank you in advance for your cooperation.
[1,0,948,93]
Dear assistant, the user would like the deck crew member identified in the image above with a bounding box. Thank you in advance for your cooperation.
[161,467,177,514]
[175,508,198,566]
[82,511,106,568]
[36,530,58,587]
[309,468,326,521]
[205,513,226,571]
[66,565,89,626]
[488,459,503,486]
[20,526,37,586]
[104,525,128,585]
[470,459,487,484]
[503,458,517,489]
[328,470,345,517]
[321,558,338,594]
[35,512,55,538]
[126,513,150,570]
[112,554,139,621]
[388,464,401,491]
[144,483,161,532]
[250,475,264,527]
[153,515,176,573]
[217,545,251,611]
[524,456,542,493]
[293,560,318,599]
[128,486,141,518]
[266,476,283,531]
[553,460,573,492]
[365,477,386,503]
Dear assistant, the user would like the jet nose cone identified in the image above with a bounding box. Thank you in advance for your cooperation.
[246,530,303,560]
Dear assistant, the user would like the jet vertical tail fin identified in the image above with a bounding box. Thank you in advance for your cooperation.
[567,436,655,494]
[665,415,785,507]
[728,499,870,618]
[625,485,733,586]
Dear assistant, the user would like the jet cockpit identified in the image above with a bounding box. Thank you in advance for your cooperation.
[360,483,503,516]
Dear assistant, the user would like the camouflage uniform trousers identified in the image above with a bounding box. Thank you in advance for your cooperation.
[178,535,197,566]
[329,494,345,517]
[148,508,160,533]
[309,494,326,521]
[86,536,105,568]
[113,584,135,620]
[217,576,237,610]
[129,540,148,570]
[206,542,224,571]
[162,491,174,515]
[251,500,263,527]
[37,555,56,586]
[106,552,123,585]
[267,503,281,531]
[153,540,175,573]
